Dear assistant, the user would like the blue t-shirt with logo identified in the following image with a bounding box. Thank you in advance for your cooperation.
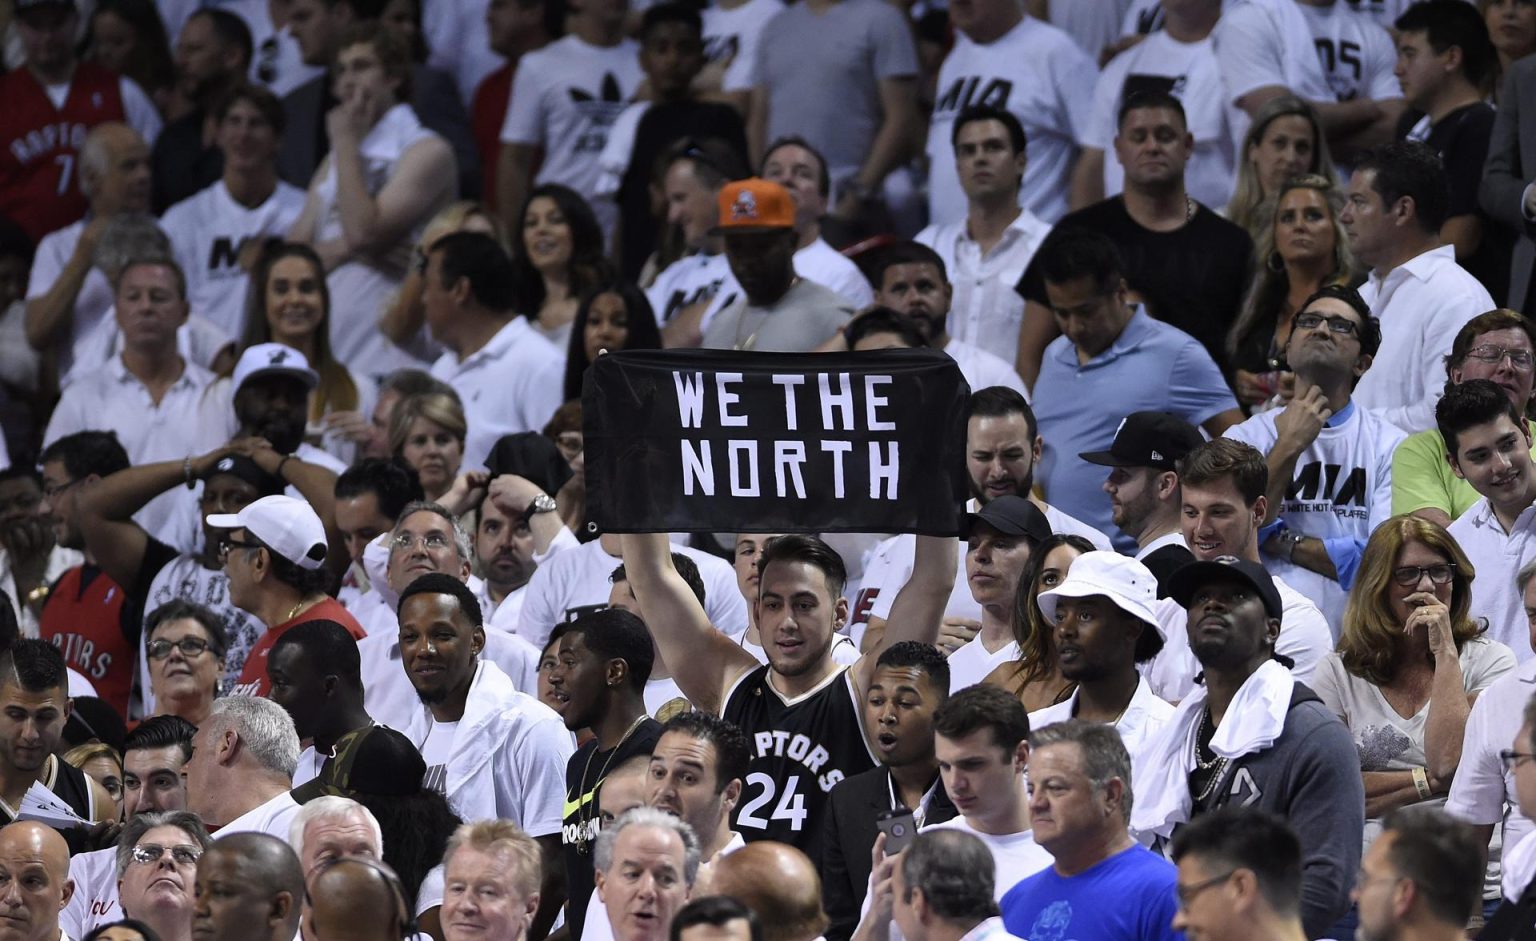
[1000,844,1182,941]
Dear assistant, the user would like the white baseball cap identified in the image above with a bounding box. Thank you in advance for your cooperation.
[207,494,328,570]
[233,343,319,394]
[1037,551,1164,639]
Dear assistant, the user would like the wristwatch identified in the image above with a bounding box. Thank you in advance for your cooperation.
[1266,528,1305,563]
[521,493,558,524]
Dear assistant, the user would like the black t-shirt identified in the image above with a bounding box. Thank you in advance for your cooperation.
[1017,197,1254,372]
[617,101,749,281]
[1397,102,1512,305]
[562,718,663,940]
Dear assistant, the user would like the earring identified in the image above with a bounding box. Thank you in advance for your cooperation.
[1267,250,1285,273]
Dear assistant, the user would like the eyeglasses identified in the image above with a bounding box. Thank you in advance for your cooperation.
[1175,871,1234,910]
[41,478,82,502]
[1294,312,1360,337]
[131,843,202,867]
[391,532,452,553]
[218,538,262,563]
[147,637,213,660]
[1391,563,1456,586]
[1465,345,1535,371]
[1501,749,1536,771]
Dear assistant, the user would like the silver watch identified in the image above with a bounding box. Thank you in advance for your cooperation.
[525,494,559,517]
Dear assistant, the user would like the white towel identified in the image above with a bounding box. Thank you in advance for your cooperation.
[1130,659,1296,839]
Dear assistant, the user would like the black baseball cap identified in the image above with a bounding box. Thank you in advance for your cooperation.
[1166,556,1284,620]
[962,495,1052,543]
[1079,411,1204,471]
[291,726,426,804]
[203,454,285,497]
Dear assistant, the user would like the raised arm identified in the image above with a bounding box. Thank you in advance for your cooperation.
[620,532,759,714]
[853,533,955,697]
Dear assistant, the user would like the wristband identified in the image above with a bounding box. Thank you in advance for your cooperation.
[1412,766,1431,800]
[276,454,295,478]
[183,456,195,490]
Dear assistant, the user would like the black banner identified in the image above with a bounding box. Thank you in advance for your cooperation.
[583,349,970,535]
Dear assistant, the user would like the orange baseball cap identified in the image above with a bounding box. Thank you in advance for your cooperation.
[715,178,796,233]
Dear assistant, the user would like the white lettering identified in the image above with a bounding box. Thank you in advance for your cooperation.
[728,440,760,496]
[674,372,707,428]
[716,373,747,427]
[773,374,806,431]
[818,373,855,430]
[870,441,899,499]
[865,376,895,430]
[821,441,852,498]
[681,440,714,495]
[773,440,808,498]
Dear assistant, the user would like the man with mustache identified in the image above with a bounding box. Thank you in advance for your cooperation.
[1134,556,1363,938]
[1223,284,1400,631]
[1443,379,1536,657]
[229,343,347,475]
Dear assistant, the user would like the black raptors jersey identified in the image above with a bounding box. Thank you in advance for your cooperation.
[722,664,876,857]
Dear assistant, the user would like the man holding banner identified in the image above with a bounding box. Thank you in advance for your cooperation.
[591,347,966,859]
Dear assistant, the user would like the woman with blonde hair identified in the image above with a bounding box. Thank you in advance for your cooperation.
[242,242,377,462]
[388,390,468,504]
[63,742,124,821]
[377,201,511,352]
[1227,98,1338,242]
[1227,174,1358,408]
[981,532,1089,711]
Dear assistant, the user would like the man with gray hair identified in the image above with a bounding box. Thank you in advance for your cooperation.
[1447,558,1536,899]
[182,695,302,841]
[885,829,1018,941]
[356,501,541,730]
[596,808,700,941]
[998,722,1178,941]
[24,123,152,375]
[115,810,212,941]
[289,796,382,883]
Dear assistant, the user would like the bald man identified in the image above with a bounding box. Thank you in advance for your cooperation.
[308,859,411,941]
[0,822,72,941]
[192,833,304,941]
[704,843,827,941]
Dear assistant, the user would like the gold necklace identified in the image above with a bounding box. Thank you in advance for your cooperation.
[574,713,650,853]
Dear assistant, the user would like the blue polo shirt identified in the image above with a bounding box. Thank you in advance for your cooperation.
[1034,310,1237,546]
[1000,844,1181,941]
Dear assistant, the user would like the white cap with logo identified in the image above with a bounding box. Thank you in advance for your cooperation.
[233,343,320,394]
[207,494,328,571]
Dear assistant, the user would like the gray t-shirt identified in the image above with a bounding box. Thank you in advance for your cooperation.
[700,277,854,351]
[753,0,917,171]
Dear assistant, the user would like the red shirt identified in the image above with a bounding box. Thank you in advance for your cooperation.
[232,597,366,697]
[39,565,133,717]
[0,63,126,242]
[471,63,513,212]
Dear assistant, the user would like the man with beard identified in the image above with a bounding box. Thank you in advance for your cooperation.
[151,9,253,211]
[354,501,542,730]
[547,608,662,940]
[823,642,956,941]
[1224,285,1398,631]
[0,469,79,639]
[1026,552,1173,764]
[1133,557,1363,937]
[208,494,364,697]
[1353,811,1484,941]
[267,620,374,787]
[0,641,115,838]
[620,527,953,858]
[396,572,572,937]
[229,343,348,475]
[867,241,1026,397]
[851,386,1108,650]
[1079,412,1202,592]
[475,478,562,633]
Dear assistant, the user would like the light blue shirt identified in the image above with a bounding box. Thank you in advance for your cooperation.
[1034,310,1237,547]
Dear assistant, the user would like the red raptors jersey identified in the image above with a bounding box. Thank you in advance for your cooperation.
[0,63,126,242]
[39,565,134,718]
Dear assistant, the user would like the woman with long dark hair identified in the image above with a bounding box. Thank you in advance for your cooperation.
[561,281,662,401]
[510,184,614,349]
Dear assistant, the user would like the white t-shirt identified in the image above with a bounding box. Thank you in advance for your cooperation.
[1225,402,1405,632]
[220,0,324,98]
[161,179,307,338]
[927,16,1096,227]
[645,676,691,718]
[1292,1,1402,106]
[1211,0,1335,145]
[795,238,873,308]
[217,790,302,844]
[644,252,739,326]
[61,847,118,940]
[947,635,1021,691]
[1027,674,1175,766]
[1449,500,1536,661]
[421,719,461,795]
[920,815,1053,899]
[517,539,747,648]
[429,315,566,473]
[1044,0,1135,59]
[500,35,644,235]
[703,0,787,93]
[1312,637,1517,897]
[1085,30,1240,210]
[26,219,113,374]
